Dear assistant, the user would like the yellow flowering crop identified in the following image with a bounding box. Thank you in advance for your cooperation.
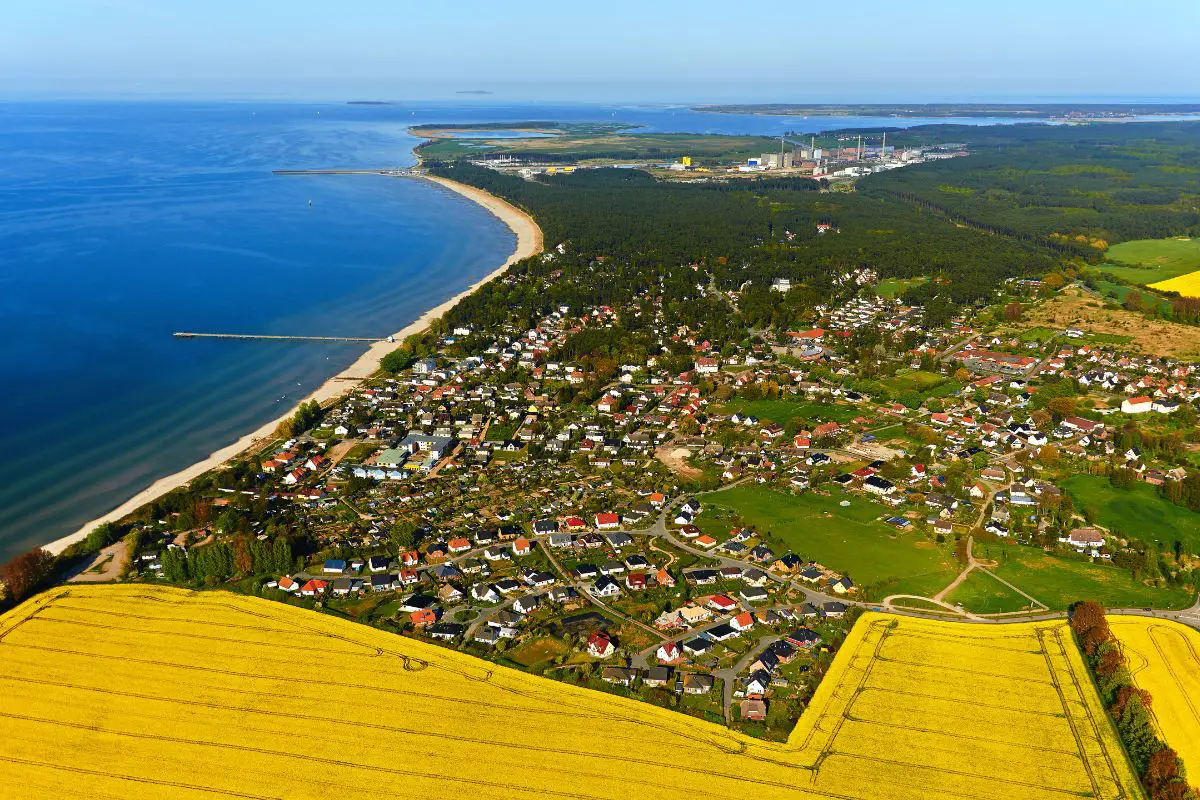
[0,586,1141,800]
[1150,270,1200,297]
[1109,616,1200,776]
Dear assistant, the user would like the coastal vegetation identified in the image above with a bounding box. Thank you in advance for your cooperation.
[417,129,779,164]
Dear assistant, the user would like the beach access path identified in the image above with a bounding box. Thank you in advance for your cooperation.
[43,174,543,556]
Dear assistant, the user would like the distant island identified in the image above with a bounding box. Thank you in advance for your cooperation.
[456,90,493,95]
[696,102,1200,119]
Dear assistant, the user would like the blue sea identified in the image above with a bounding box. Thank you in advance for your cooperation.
[1,99,1185,561]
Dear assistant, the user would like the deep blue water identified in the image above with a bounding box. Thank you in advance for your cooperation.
[2,100,1188,561]
[0,102,517,560]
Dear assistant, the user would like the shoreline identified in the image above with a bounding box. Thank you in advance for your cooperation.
[42,174,543,556]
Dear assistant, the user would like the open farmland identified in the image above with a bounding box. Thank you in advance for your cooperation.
[0,586,1142,800]
[1150,271,1200,298]
[1108,616,1200,777]
[1098,238,1200,286]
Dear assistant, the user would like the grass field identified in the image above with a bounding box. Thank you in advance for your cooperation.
[720,398,864,425]
[698,485,959,590]
[876,370,961,401]
[875,276,928,298]
[1061,474,1200,556]
[1098,237,1200,285]
[1109,616,1200,777]
[978,541,1195,611]
[0,587,1143,800]
[944,568,1037,613]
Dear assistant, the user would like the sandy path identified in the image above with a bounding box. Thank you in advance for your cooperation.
[43,176,543,556]
[68,541,128,583]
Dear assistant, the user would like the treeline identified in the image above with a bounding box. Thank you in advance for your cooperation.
[0,548,57,608]
[160,536,293,585]
[1070,602,1197,800]
[276,400,323,438]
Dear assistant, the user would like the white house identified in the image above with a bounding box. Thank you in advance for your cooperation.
[1121,396,1153,414]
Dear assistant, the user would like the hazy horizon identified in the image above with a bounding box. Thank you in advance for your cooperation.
[5,0,1200,102]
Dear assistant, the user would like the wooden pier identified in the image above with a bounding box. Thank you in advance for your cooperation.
[173,332,385,343]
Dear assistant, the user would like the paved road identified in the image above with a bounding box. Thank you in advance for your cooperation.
[717,633,779,724]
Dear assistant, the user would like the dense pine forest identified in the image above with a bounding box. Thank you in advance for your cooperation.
[428,121,1200,337]
[865,122,1200,247]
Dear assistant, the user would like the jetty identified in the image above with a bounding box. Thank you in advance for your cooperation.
[174,332,385,343]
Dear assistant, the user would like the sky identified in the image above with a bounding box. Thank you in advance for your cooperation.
[4,0,1200,102]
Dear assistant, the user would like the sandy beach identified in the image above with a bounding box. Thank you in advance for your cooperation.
[43,175,543,555]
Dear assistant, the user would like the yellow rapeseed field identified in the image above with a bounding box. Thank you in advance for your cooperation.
[1109,616,1200,776]
[1150,269,1200,297]
[0,586,1141,800]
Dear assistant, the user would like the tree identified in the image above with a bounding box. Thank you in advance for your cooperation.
[1069,600,1106,638]
[0,549,56,603]
[1003,302,1024,321]
[271,537,293,574]
[161,548,189,582]
[84,522,119,553]
[1042,272,1066,291]
[389,519,419,552]
[1118,693,1161,773]
[1047,396,1077,421]
[233,535,254,575]
[1037,445,1060,466]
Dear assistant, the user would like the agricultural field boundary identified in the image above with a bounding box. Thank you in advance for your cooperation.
[0,586,1144,800]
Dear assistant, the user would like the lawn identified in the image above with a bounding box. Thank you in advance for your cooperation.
[872,569,961,601]
[1061,474,1200,556]
[485,424,516,441]
[887,596,957,613]
[507,637,569,668]
[945,569,1037,614]
[875,276,928,298]
[879,369,947,392]
[697,485,959,592]
[978,541,1194,611]
[877,370,961,402]
[1097,237,1200,285]
[720,398,863,425]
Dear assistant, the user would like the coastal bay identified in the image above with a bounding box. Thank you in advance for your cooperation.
[42,174,542,555]
[0,102,531,561]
